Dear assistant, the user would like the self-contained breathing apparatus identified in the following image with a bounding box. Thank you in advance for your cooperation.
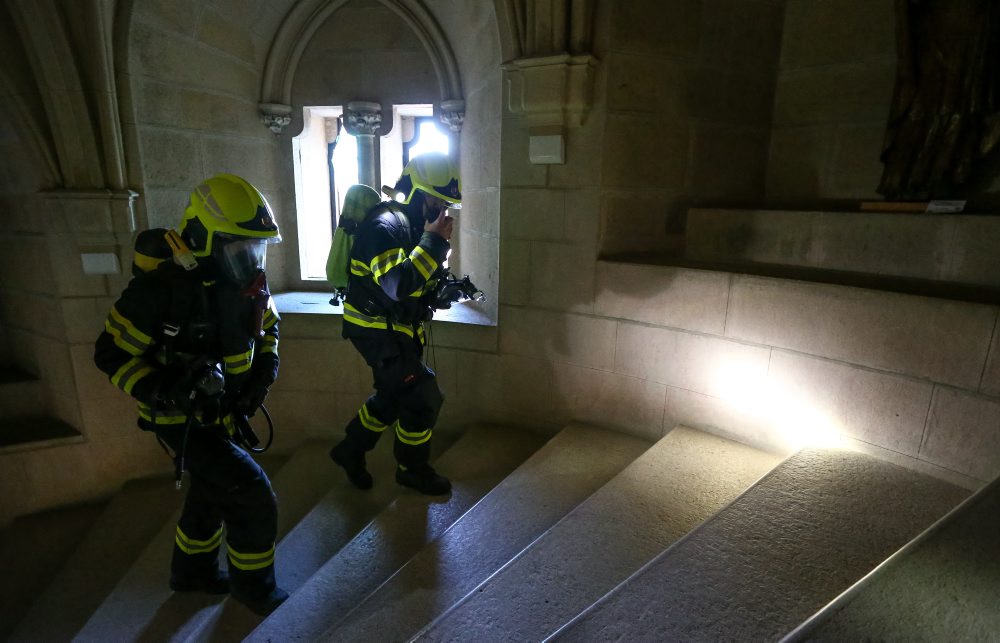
[135,228,278,488]
[167,359,275,487]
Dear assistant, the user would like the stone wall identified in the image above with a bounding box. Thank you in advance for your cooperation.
[767,0,895,202]
[599,0,785,256]
[126,0,297,287]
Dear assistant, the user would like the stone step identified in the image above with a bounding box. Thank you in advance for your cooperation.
[416,426,784,642]
[0,371,43,418]
[8,476,185,642]
[72,453,292,643]
[549,449,970,642]
[0,501,107,641]
[244,424,547,643]
[0,415,82,452]
[788,477,1000,642]
[322,423,652,642]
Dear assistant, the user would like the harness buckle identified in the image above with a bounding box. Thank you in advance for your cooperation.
[163,322,180,337]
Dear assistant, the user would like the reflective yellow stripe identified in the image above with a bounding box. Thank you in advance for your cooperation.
[175,526,223,555]
[359,403,389,432]
[343,303,389,330]
[409,245,437,281]
[133,252,164,273]
[223,413,237,436]
[105,306,153,356]
[224,350,253,375]
[138,403,190,425]
[343,304,419,339]
[263,299,280,329]
[350,258,372,277]
[110,357,155,395]
[228,544,275,571]
[259,333,278,354]
[395,421,431,446]
[370,248,406,283]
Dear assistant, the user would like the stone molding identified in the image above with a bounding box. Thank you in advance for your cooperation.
[260,0,464,113]
[344,101,383,136]
[260,102,293,134]
[504,53,597,128]
[6,0,125,189]
[439,99,466,133]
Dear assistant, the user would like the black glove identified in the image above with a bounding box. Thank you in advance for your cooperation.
[233,373,270,418]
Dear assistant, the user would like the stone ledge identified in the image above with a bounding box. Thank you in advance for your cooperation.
[682,208,1000,303]
[273,291,496,326]
[601,252,1000,307]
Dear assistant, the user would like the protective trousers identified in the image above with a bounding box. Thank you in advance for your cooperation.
[155,426,278,599]
[344,334,444,468]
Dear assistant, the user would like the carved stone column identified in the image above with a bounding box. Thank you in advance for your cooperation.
[344,101,383,188]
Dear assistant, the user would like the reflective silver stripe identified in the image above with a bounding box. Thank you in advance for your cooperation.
[259,333,278,354]
[351,258,372,276]
[359,403,388,432]
[138,403,189,425]
[395,421,431,445]
[263,299,280,329]
[175,525,223,554]
[224,350,253,375]
[105,307,152,356]
[111,357,154,395]
[409,245,437,281]
[227,544,275,571]
[370,248,407,283]
[343,304,418,339]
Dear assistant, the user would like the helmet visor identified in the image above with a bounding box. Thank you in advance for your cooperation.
[217,235,270,284]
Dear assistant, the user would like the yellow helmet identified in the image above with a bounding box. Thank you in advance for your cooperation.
[179,174,281,257]
[393,152,462,208]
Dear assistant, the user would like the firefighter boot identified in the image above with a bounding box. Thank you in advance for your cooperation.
[395,463,452,496]
[330,440,373,489]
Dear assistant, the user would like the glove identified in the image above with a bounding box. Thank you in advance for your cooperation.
[233,373,270,418]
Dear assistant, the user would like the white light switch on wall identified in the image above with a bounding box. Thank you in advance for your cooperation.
[529,134,565,164]
[81,252,121,275]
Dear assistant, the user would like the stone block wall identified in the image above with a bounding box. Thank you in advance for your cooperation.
[479,262,998,487]
[126,0,297,289]
[767,0,896,201]
[599,0,785,255]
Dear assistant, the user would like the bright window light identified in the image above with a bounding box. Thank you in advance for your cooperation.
[332,127,359,214]
[408,120,449,160]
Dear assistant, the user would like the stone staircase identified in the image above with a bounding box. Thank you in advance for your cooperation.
[0,367,81,452]
[1,422,980,642]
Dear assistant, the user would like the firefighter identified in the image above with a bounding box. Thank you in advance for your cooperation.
[329,152,459,496]
[93,174,288,615]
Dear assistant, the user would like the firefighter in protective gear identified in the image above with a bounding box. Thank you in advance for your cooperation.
[93,174,289,615]
[330,152,459,495]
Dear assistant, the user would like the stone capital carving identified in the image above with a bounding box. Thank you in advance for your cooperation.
[344,101,382,136]
[259,102,293,134]
[439,99,465,133]
[504,53,597,128]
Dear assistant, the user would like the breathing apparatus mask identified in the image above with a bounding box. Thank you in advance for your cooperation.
[214,234,269,287]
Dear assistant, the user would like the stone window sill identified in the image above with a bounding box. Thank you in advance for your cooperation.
[273,291,495,326]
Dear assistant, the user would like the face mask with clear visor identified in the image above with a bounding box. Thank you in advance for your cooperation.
[215,235,273,285]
